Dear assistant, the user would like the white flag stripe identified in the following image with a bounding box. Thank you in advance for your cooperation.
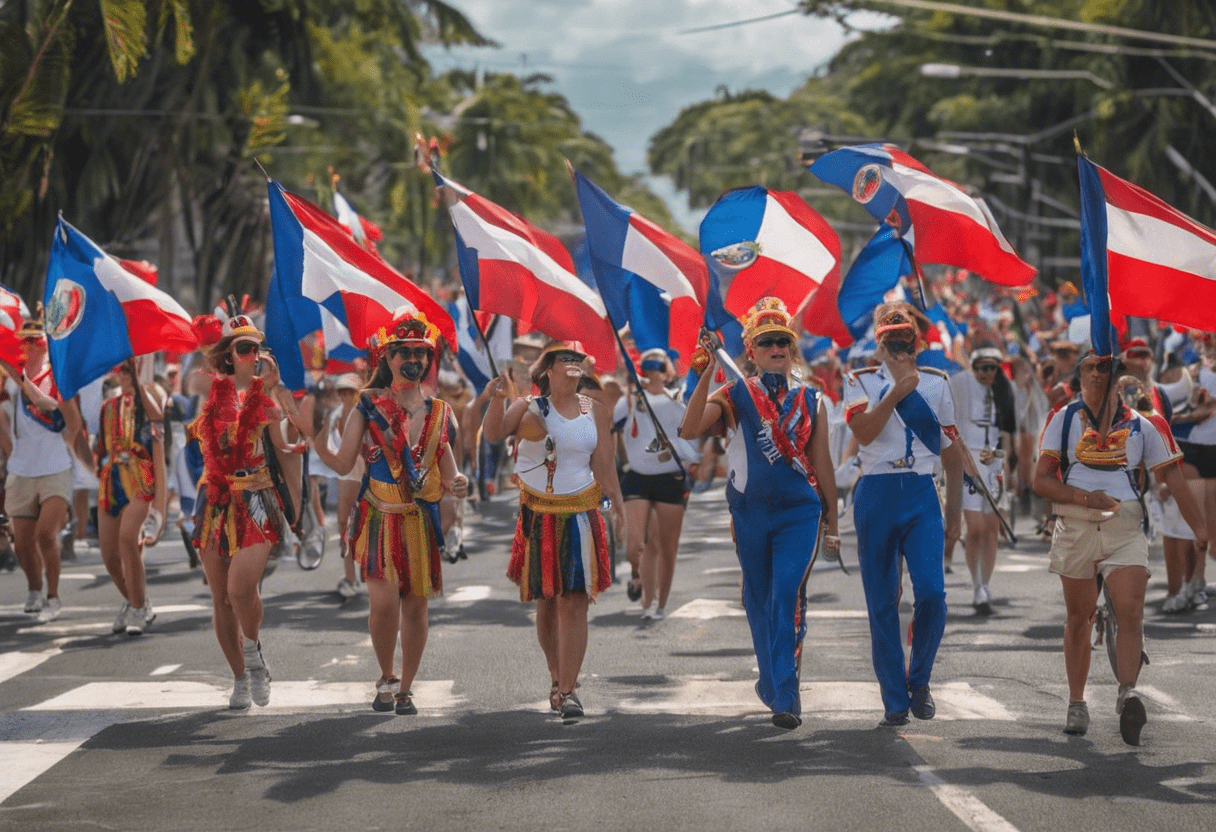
[93,255,191,319]
[300,228,405,311]
[757,194,835,279]
[333,193,365,245]
[888,164,1019,256]
[318,303,357,352]
[1106,202,1216,281]
[449,202,609,317]
[621,223,699,301]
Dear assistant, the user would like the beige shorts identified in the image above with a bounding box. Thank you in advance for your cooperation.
[1049,500,1149,580]
[4,469,74,519]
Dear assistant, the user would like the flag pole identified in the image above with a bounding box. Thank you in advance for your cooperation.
[897,237,930,311]
[419,132,501,378]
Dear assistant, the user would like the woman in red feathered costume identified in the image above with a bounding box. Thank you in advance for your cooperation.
[192,314,295,711]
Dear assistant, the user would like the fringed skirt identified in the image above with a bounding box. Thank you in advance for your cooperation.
[508,483,611,602]
[194,469,284,560]
[348,491,443,598]
[98,458,154,517]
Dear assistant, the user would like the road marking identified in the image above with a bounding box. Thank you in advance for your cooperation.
[914,765,1020,832]
[702,566,742,575]
[668,599,870,620]
[26,679,463,712]
[616,678,1013,720]
[447,585,492,603]
[994,564,1038,573]
[0,647,62,685]
[56,573,97,581]
[0,713,119,804]
[150,665,181,676]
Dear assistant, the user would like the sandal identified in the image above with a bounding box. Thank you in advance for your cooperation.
[395,690,418,716]
[550,681,563,712]
[373,677,400,712]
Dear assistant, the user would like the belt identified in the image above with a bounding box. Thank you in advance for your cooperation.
[519,482,602,515]
[364,490,421,516]
[229,466,272,492]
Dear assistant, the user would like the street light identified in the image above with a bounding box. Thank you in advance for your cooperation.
[920,63,1114,89]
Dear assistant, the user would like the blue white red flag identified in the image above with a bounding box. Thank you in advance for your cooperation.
[837,224,912,341]
[447,299,513,395]
[572,170,708,362]
[0,283,29,368]
[810,144,1035,287]
[434,172,617,371]
[265,182,457,390]
[1078,156,1216,356]
[333,189,384,254]
[699,186,851,345]
[43,218,197,399]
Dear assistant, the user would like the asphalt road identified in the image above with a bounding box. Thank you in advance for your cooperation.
[1,487,1215,831]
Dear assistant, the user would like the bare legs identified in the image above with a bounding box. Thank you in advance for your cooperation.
[535,592,589,694]
[1060,566,1148,701]
[201,542,271,675]
[97,499,151,609]
[366,578,430,691]
[963,509,999,589]
[641,502,685,610]
[12,497,68,599]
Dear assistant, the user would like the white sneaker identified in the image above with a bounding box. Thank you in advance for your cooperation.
[972,584,992,615]
[36,597,61,623]
[1161,593,1189,614]
[1189,578,1209,607]
[24,591,45,614]
[336,579,358,599]
[141,602,156,626]
[125,605,147,636]
[641,602,657,620]
[244,642,271,706]
[112,602,132,633]
[229,674,252,710]
[651,606,666,621]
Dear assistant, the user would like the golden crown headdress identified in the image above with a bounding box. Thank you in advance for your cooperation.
[741,296,797,344]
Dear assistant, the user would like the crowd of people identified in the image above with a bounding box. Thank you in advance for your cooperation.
[2,272,1214,748]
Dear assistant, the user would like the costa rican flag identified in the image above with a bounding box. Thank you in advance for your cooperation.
[572,169,708,362]
[0,283,30,368]
[43,218,198,399]
[435,172,617,371]
[700,185,852,345]
[1079,156,1216,356]
[265,181,457,390]
[810,143,1036,287]
[447,299,513,395]
[333,188,384,253]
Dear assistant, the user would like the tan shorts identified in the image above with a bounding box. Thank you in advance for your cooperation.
[1049,500,1148,580]
[4,470,74,519]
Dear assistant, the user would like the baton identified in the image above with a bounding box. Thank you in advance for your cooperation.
[699,328,746,381]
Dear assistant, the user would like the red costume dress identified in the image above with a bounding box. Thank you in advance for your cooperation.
[193,377,284,558]
[96,393,157,516]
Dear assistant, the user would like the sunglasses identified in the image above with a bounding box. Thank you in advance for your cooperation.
[233,341,260,356]
[755,336,792,349]
[973,363,1000,373]
[1083,358,1113,374]
[640,359,668,372]
[552,352,583,364]
[389,345,431,361]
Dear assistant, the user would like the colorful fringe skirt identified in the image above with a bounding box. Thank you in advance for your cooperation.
[194,468,284,560]
[98,457,154,517]
[348,490,443,598]
[508,483,611,602]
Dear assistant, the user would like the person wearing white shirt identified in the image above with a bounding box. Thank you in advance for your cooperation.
[843,302,964,727]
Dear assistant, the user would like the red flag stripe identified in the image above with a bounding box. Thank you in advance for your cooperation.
[1098,166,1216,245]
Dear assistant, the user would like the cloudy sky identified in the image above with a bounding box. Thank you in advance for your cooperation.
[424,0,890,229]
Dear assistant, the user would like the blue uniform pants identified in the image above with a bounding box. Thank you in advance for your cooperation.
[853,473,947,717]
[729,497,821,716]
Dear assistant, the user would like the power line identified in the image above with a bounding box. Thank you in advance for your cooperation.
[867,0,1216,50]
[677,9,800,36]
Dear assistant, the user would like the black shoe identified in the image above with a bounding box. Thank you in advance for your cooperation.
[181,527,200,569]
[373,678,399,712]
[457,544,467,560]
[560,692,584,720]
[395,691,418,715]
[879,711,909,727]
[626,575,642,602]
[1119,694,1146,746]
[772,712,802,730]
[910,686,935,720]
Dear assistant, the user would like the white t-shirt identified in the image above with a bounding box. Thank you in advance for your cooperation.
[612,390,700,476]
[949,371,1001,451]
[843,365,957,477]
[516,396,598,496]
[5,374,73,478]
[1039,404,1180,502]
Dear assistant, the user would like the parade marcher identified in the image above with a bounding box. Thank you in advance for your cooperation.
[326,372,366,598]
[680,298,839,730]
[1034,351,1206,745]
[949,346,1015,615]
[0,319,86,623]
[843,302,963,727]
[194,315,293,710]
[614,348,699,620]
[1167,335,1216,608]
[483,340,625,722]
[313,308,467,715]
[96,359,167,635]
